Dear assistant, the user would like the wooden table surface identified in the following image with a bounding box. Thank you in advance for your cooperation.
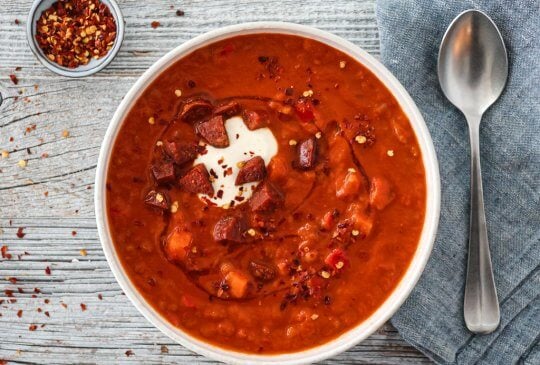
[0,1,432,363]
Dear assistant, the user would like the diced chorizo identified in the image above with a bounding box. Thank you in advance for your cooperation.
[214,101,241,118]
[196,115,229,147]
[144,190,170,210]
[242,110,269,130]
[164,141,201,165]
[151,162,175,184]
[179,97,213,123]
[249,182,284,212]
[178,164,214,195]
[296,137,317,170]
[369,176,395,210]
[336,169,361,199]
[213,216,246,242]
[248,260,276,282]
[165,228,192,262]
[235,156,266,185]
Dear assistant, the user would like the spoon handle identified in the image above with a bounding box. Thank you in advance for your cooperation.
[463,114,500,334]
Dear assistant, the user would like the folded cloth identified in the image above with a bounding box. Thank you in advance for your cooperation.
[376,1,540,364]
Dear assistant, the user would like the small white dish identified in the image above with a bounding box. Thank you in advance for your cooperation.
[95,22,441,365]
[26,0,124,77]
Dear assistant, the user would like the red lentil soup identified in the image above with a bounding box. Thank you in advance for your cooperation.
[106,33,426,354]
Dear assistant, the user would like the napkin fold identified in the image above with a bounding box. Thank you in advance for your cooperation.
[376,1,540,364]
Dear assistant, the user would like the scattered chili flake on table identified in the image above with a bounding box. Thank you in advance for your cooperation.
[125,350,134,357]
[16,227,26,238]
[1,246,12,259]
[29,324,38,331]
[80,303,87,311]
[176,10,185,16]
[17,310,23,318]
[45,266,51,275]
[9,74,18,85]
[151,21,160,29]
[35,0,117,68]
[97,293,103,300]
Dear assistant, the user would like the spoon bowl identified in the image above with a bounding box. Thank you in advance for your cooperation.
[438,10,508,115]
[438,9,508,334]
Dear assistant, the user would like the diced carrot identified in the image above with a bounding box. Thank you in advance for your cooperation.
[225,271,249,298]
[336,170,361,199]
[369,176,395,210]
[165,228,192,261]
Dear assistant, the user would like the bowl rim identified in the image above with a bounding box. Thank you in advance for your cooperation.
[95,21,440,365]
[26,0,125,78]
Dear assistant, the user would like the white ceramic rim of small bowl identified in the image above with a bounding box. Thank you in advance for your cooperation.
[95,22,441,365]
[26,0,124,78]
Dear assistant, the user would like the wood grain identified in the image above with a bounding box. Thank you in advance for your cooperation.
[0,0,431,363]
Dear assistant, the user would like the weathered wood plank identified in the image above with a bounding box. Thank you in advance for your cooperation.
[0,0,431,363]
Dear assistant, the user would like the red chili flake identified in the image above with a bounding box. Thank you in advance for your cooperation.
[125,350,134,357]
[29,324,38,331]
[17,288,24,294]
[98,293,103,300]
[71,230,77,236]
[35,0,117,68]
[44,299,50,304]
[34,288,41,294]
[151,21,160,29]
[45,266,51,275]
[41,153,49,158]
[0,359,7,365]
[80,303,87,311]
[175,10,184,16]
[9,74,18,85]
[37,308,42,312]
[14,19,20,25]
[44,311,50,317]
[16,227,26,238]
[1,246,12,259]
[4,290,14,297]
[17,310,23,318]
[187,80,196,88]
[9,299,16,304]
[60,302,67,308]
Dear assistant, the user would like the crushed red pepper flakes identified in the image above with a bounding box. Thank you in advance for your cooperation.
[176,10,185,16]
[16,227,26,238]
[17,310,23,318]
[80,303,87,311]
[151,21,160,29]
[9,74,18,85]
[35,0,117,68]
[45,266,51,275]
[44,299,50,304]
[60,302,67,308]
[125,350,134,357]
[8,277,17,284]
[160,345,169,353]
[1,246,12,259]
[29,324,38,331]
[71,230,77,236]
[44,311,50,317]
[97,293,103,300]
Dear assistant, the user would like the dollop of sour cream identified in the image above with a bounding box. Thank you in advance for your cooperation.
[193,116,278,208]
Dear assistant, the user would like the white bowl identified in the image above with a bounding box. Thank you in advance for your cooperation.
[95,22,440,365]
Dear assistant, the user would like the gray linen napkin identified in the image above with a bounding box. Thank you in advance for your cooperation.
[376,1,540,364]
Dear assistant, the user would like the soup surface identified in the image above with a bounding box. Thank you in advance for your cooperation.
[106,33,426,353]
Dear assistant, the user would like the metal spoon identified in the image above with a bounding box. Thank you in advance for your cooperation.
[438,9,507,334]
